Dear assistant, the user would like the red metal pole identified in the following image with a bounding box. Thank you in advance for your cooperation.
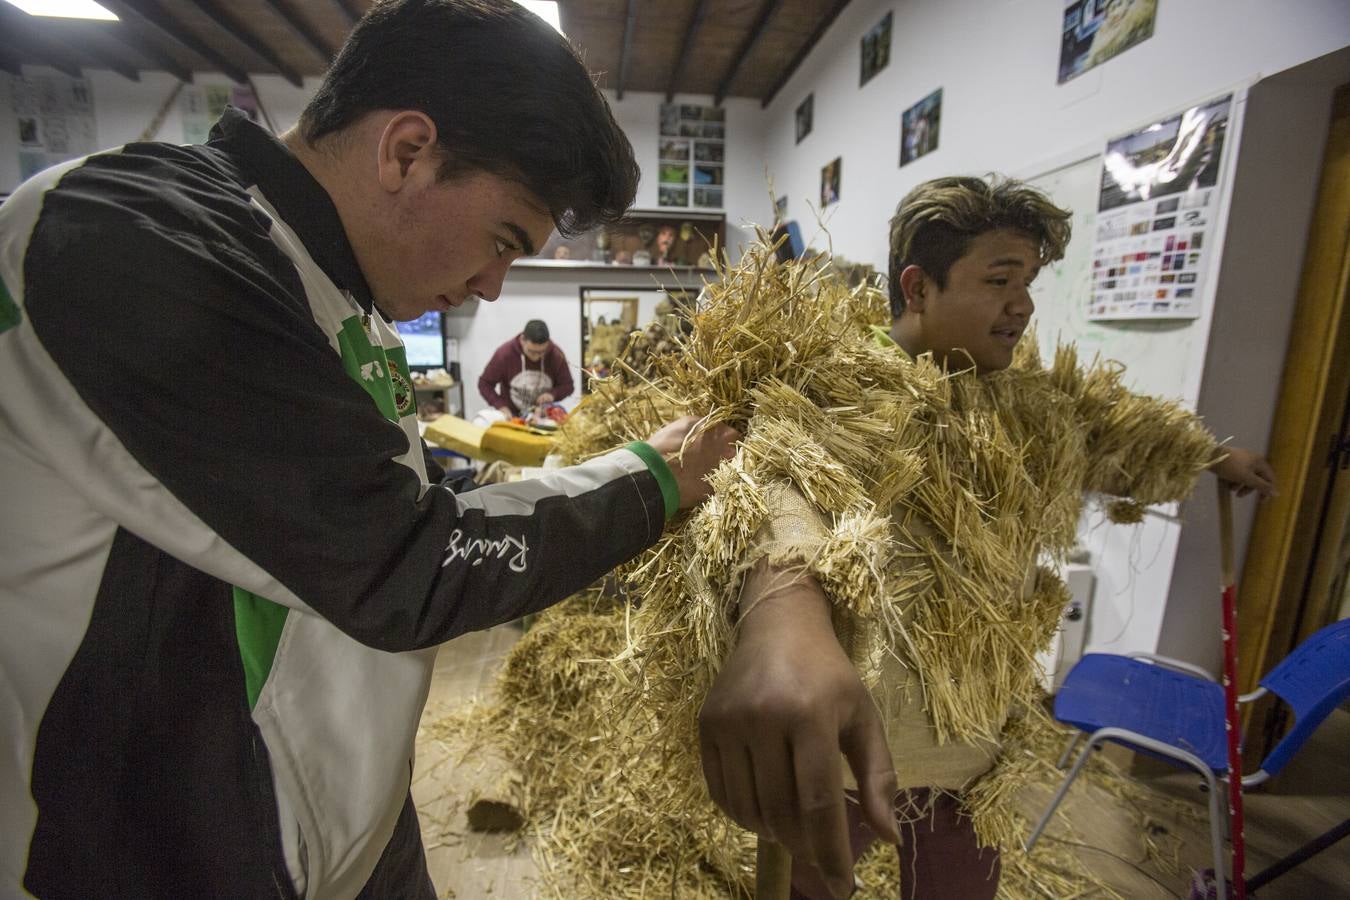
[1217,482,1246,899]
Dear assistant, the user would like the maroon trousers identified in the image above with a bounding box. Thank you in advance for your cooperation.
[788,789,1000,900]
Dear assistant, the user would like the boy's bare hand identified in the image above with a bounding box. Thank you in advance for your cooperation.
[698,562,899,900]
[644,416,739,508]
[1213,446,1277,498]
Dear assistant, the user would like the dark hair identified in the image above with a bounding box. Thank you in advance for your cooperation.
[523,320,550,343]
[300,0,638,236]
[887,175,1072,317]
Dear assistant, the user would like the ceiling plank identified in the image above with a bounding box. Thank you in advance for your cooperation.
[337,0,366,22]
[106,20,194,82]
[0,44,23,78]
[326,0,357,27]
[713,0,781,106]
[664,0,710,104]
[105,0,250,85]
[191,0,305,87]
[615,0,637,101]
[0,6,85,80]
[260,0,336,65]
[761,0,852,109]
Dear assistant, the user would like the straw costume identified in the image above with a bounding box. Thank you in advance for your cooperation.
[446,235,1221,897]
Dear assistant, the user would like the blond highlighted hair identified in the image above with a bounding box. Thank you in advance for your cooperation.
[888,175,1072,316]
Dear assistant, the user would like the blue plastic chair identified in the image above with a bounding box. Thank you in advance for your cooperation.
[1025,617,1350,896]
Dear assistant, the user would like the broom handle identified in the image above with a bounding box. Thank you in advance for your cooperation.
[1216,481,1246,899]
[755,837,793,899]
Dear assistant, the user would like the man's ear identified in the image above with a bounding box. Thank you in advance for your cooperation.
[375,111,439,194]
[899,264,930,313]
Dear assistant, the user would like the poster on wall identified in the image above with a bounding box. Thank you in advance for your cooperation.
[1087,93,1230,321]
[1058,0,1158,83]
[900,88,941,166]
[10,72,98,182]
[795,94,813,144]
[820,157,841,207]
[860,11,892,86]
[182,84,260,143]
[658,103,725,209]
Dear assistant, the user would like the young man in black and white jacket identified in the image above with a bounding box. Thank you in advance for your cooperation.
[0,2,736,896]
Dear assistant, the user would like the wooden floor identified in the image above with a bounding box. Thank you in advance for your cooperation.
[413,625,1350,899]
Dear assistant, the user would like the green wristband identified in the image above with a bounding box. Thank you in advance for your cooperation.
[626,441,680,521]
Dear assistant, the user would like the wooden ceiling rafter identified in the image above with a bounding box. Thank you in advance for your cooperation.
[190,0,305,87]
[106,0,249,84]
[0,4,87,79]
[2,1,859,106]
[713,0,781,106]
[105,20,195,82]
[260,0,337,65]
[614,0,638,101]
[761,0,852,108]
[664,0,710,104]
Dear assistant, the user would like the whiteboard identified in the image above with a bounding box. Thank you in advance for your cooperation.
[1027,154,1208,404]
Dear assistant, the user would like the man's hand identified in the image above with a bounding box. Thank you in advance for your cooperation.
[699,562,899,900]
[1212,446,1277,498]
[537,392,555,405]
[644,416,739,509]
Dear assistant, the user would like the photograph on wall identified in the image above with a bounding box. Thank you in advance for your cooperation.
[660,138,690,160]
[1058,0,1158,84]
[659,102,725,208]
[1086,92,1232,322]
[1098,92,1229,211]
[795,94,813,144]
[860,11,893,86]
[900,88,942,166]
[10,72,98,181]
[659,185,688,207]
[820,157,841,207]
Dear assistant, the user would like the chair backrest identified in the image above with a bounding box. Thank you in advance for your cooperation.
[1257,618,1350,776]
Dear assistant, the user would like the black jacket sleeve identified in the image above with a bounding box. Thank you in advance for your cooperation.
[23,177,667,651]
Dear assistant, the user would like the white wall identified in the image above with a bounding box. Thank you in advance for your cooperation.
[761,0,1350,272]
[757,0,1349,661]
[0,69,318,193]
[603,88,768,260]
[453,265,714,418]
[454,88,768,419]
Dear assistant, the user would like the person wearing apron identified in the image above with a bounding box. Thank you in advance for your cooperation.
[478,319,575,416]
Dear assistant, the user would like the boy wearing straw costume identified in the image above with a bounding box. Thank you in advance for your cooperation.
[697,175,1276,899]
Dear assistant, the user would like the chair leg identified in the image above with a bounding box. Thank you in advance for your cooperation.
[1026,733,1097,852]
[1056,732,1083,769]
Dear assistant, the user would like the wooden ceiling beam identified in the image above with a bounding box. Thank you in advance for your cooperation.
[105,0,250,85]
[761,0,852,108]
[664,0,710,104]
[337,0,366,22]
[713,0,781,106]
[0,4,85,79]
[615,0,638,100]
[260,0,336,65]
[191,0,304,87]
[0,45,23,78]
[106,21,194,82]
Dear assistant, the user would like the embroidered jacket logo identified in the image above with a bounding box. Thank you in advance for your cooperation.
[442,529,529,572]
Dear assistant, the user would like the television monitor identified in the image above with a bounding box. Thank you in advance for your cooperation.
[395,311,447,370]
[772,220,805,263]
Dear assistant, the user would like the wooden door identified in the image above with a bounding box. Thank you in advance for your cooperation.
[1237,84,1350,764]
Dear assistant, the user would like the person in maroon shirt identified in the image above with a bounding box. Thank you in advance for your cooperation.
[478,319,575,416]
